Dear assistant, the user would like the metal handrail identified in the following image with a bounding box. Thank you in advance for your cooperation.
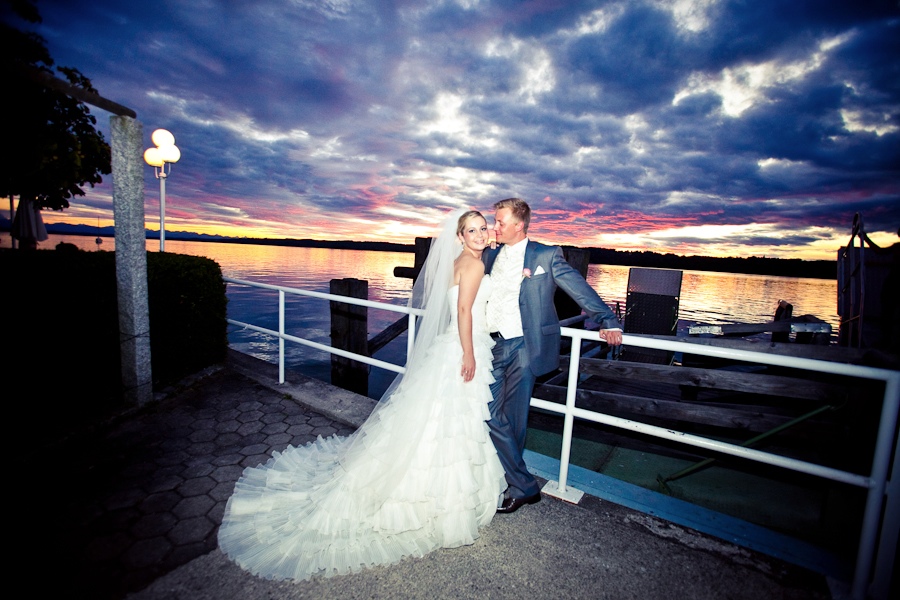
[552,329,898,600]
[222,276,898,600]
[225,276,423,383]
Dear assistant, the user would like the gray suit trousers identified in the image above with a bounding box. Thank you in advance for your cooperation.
[488,335,540,499]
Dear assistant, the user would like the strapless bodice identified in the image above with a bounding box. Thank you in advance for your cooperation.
[448,274,491,335]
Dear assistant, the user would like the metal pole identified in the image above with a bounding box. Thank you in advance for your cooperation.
[851,373,900,600]
[159,170,167,252]
[279,290,285,384]
[407,313,417,365]
[557,340,581,492]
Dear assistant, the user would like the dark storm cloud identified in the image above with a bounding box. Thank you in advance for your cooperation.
[566,5,689,114]
[12,0,899,257]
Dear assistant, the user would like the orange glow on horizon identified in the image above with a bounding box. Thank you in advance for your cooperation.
[35,206,895,262]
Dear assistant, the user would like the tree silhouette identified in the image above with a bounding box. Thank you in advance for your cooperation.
[0,0,111,212]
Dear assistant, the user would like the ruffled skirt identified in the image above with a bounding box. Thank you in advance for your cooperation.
[217,328,505,581]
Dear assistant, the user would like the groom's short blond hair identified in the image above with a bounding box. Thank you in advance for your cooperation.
[494,198,531,233]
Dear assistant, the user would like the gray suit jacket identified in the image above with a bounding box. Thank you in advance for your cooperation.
[484,241,620,377]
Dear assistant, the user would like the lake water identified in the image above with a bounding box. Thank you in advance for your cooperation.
[8,234,840,399]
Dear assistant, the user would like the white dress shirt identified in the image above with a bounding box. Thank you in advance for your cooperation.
[486,238,528,338]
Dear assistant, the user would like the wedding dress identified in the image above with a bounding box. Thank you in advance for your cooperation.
[218,271,505,581]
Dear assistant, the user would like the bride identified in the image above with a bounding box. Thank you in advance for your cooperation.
[218,208,506,581]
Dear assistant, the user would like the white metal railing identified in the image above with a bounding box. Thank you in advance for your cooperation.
[223,276,898,600]
[547,329,898,600]
[225,276,424,383]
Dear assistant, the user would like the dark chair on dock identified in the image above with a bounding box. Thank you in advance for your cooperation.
[620,267,682,364]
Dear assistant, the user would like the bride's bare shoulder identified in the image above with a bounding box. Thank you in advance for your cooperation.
[454,253,485,286]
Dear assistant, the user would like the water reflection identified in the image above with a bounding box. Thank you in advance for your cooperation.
[586,264,838,334]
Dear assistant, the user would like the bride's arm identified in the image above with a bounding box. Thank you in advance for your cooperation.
[457,256,483,382]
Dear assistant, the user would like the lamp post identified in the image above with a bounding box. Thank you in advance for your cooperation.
[143,129,181,252]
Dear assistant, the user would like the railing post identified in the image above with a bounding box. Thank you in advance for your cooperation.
[330,278,369,395]
[278,290,285,384]
[852,373,900,600]
[541,334,585,504]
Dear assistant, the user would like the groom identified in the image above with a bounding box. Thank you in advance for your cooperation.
[484,198,622,513]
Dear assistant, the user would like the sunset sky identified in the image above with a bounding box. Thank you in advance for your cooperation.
[9,0,900,259]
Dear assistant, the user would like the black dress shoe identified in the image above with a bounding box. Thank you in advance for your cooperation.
[496,492,541,514]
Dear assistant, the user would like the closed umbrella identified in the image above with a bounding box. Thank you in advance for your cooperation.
[11,198,49,250]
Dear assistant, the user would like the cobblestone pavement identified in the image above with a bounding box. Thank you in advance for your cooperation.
[37,366,354,600]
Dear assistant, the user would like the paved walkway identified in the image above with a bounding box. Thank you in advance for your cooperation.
[39,350,837,600]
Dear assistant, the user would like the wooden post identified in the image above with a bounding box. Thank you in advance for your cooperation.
[393,236,431,281]
[772,300,793,343]
[330,278,369,396]
[413,237,430,271]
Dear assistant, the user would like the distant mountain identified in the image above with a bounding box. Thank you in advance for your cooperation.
[0,217,231,242]
[41,221,235,242]
[0,217,836,278]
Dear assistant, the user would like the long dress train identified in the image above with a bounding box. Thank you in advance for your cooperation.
[218,274,505,581]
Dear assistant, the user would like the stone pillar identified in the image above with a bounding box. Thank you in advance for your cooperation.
[110,115,153,405]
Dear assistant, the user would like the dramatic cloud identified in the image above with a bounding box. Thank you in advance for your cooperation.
[13,0,900,258]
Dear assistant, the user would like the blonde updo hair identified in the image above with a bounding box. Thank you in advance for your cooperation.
[456,210,486,236]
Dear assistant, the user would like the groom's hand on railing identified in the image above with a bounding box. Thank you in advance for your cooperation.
[599,329,623,346]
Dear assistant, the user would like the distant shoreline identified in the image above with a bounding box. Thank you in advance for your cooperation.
[15,227,839,280]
